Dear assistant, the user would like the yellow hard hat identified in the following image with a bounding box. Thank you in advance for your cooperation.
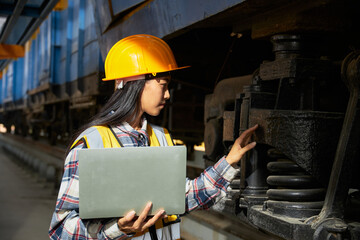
[103,34,189,81]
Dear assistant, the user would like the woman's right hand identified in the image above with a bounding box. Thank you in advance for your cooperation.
[225,124,258,167]
[117,202,165,234]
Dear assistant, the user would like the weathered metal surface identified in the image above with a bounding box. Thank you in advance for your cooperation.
[311,51,360,237]
[204,118,222,160]
[248,205,314,240]
[257,34,344,111]
[204,75,252,160]
[265,200,324,219]
[249,109,344,185]
[205,75,252,121]
[260,58,331,81]
[223,110,235,142]
[249,0,354,39]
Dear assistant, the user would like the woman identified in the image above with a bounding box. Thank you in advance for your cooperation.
[49,34,258,240]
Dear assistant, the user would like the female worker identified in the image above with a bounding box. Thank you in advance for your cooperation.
[49,34,258,240]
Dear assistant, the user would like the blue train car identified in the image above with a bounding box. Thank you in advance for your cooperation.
[0,75,2,107]
[0,0,112,140]
[2,58,25,110]
[1,64,13,107]
[0,57,27,134]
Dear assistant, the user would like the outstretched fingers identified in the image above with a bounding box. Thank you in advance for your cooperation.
[117,203,165,234]
[226,124,259,166]
[142,209,165,230]
[133,202,152,231]
[239,124,258,147]
[134,202,165,232]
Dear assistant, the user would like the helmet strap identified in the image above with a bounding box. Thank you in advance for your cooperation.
[117,80,124,89]
[115,72,171,89]
[115,75,145,89]
[145,71,171,80]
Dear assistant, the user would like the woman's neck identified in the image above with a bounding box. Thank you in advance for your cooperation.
[129,115,143,130]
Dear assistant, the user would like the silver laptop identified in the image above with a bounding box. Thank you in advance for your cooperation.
[78,146,186,219]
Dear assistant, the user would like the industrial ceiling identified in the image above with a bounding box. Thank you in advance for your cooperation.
[0,0,60,71]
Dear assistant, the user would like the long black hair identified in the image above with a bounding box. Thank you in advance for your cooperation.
[66,79,146,155]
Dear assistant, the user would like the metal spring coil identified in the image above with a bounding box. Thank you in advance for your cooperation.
[265,148,325,218]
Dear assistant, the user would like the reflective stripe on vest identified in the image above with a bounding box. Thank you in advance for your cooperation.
[70,124,180,239]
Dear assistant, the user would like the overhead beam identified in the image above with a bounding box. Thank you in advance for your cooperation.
[19,0,60,45]
[0,0,28,43]
[0,0,60,71]
[0,44,25,59]
[0,4,41,18]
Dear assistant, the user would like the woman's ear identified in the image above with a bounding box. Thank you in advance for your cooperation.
[114,80,120,90]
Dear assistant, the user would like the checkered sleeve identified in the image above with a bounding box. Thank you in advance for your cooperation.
[185,156,239,212]
[48,144,129,240]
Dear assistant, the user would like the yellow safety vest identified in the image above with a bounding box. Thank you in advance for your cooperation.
[71,124,181,240]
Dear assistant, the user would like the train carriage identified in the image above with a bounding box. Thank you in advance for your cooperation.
[0,1,113,142]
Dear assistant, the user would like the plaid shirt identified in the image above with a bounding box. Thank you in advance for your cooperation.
[49,120,239,239]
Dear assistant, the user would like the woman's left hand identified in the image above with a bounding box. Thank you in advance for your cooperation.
[117,202,165,234]
[225,124,258,167]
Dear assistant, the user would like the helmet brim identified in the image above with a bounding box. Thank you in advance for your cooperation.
[102,66,190,81]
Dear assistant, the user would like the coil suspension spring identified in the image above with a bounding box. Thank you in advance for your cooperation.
[265,148,326,218]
